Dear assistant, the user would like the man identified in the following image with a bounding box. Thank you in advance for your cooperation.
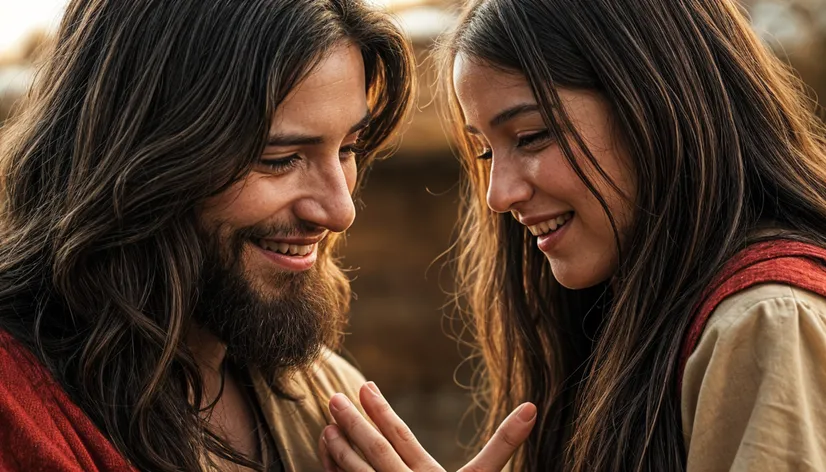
[0,0,537,470]
[0,0,413,470]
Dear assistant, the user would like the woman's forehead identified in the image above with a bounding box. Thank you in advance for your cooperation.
[453,55,536,128]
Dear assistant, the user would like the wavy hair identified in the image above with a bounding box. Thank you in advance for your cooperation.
[436,0,826,470]
[0,0,413,470]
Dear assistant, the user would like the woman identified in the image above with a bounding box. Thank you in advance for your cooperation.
[320,0,826,470]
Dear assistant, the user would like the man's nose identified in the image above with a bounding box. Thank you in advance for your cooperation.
[293,159,356,233]
[486,157,533,213]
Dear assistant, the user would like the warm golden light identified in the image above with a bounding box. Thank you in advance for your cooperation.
[0,0,67,60]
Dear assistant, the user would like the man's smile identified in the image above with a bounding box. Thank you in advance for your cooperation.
[251,234,327,272]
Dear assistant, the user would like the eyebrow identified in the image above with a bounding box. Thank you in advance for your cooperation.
[464,103,540,134]
[267,112,372,147]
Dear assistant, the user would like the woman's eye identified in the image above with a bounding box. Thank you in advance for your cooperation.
[466,133,492,161]
[260,154,300,172]
[517,130,554,149]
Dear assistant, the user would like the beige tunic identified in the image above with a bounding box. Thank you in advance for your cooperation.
[682,283,826,471]
[240,283,826,471]
[250,349,366,472]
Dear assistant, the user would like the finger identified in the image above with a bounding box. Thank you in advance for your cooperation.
[359,382,441,470]
[328,393,410,472]
[319,426,338,472]
[459,403,536,472]
[323,425,374,472]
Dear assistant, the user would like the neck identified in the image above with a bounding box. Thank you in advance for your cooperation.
[187,325,266,466]
[186,324,228,407]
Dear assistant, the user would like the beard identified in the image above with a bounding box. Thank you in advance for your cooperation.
[193,223,345,380]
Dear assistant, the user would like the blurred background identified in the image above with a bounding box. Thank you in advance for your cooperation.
[1,0,824,468]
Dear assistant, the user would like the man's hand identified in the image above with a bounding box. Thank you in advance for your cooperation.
[318,382,536,472]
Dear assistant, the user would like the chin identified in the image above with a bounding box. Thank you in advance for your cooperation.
[549,259,613,290]
[554,275,597,290]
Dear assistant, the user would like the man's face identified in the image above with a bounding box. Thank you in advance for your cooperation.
[195,42,368,371]
[202,41,367,288]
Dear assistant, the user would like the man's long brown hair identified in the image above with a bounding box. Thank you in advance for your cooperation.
[0,0,413,470]
[437,0,826,470]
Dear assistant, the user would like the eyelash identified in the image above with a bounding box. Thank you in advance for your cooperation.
[475,130,554,161]
[260,146,358,172]
[518,130,553,148]
[260,154,300,172]
[340,145,358,160]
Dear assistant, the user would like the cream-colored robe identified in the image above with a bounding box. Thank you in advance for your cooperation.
[682,283,826,471]
[251,350,366,472]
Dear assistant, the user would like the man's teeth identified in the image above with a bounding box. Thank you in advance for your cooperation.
[259,240,315,256]
[528,212,573,236]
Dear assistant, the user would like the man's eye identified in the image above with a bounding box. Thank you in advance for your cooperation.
[340,145,357,159]
[260,154,299,172]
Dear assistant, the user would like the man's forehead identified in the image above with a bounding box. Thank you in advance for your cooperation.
[278,43,366,109]
[269,43,368,137]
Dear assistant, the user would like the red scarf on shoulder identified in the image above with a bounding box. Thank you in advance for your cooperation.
[677,239,826,396]
[0,330,135,471]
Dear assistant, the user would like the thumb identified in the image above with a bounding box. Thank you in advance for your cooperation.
[459,403,536,472]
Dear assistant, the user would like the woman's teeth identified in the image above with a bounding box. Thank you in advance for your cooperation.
[258,240,315,256]
[528,212,573,236]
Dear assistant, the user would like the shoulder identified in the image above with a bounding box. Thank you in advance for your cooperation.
[0,329,52,393]
[0,330,68,467]
[701,283,826,341]
[0,328,72,420]
[682,283,826,427]
[0,331,134,470]
[681,284,826,469]
[685,283,826,376]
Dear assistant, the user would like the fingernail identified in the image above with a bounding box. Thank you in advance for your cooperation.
[324,426,340,441]
[366,381,382,397]
[330,393,350,412]
[518,403,537,422]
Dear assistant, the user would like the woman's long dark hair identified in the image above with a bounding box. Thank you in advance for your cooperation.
[0,0,413,470]
[437,0,826,470]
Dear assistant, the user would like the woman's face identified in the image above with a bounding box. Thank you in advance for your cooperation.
[453,54,636,289]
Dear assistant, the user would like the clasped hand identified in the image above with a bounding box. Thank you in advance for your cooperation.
[318,382,536,472]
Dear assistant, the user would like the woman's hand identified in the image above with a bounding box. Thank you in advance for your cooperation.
[318,382,536,472]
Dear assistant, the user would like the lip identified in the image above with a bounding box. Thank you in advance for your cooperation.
[253,242,318,271]
[259,233,326,245]
[536,214,574,253]
[519,211,573,227]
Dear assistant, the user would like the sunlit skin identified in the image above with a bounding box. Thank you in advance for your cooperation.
[200,42,368,295]
[453,54,637,289]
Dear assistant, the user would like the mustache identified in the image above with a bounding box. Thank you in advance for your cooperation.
[239,221,326,241]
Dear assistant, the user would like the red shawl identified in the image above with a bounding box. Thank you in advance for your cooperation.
[0,330,135,471]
